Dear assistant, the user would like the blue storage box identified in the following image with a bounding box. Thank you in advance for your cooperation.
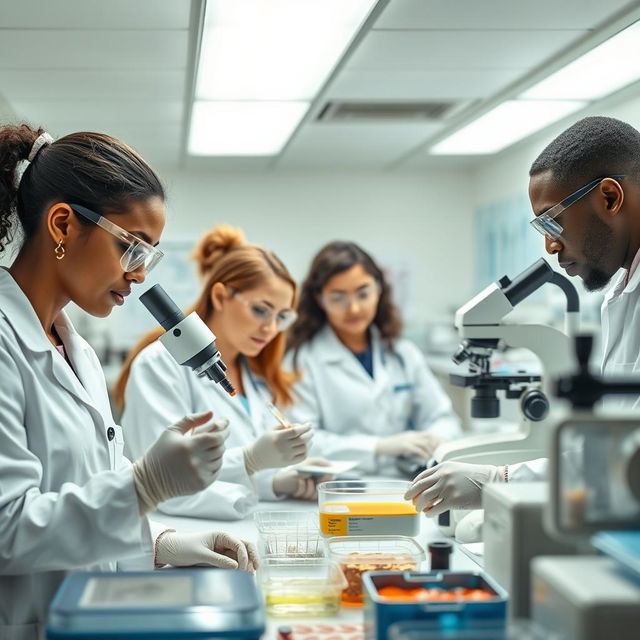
[46,570,265,639]
[362,570,507,640]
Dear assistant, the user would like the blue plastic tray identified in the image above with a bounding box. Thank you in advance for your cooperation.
[362,570,507,640]
[46,569,265,639]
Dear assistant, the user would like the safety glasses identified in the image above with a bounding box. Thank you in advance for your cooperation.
[70,203,164,274]
[231,289,298,332]
[530,175,625,241]
[321,282,381,312]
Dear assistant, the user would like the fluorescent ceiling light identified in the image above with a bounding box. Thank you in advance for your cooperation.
[196,0,375,101]
[430,100,586,155]
[190,0,376,155]
[188,101,309,156]
[523,20,640,100]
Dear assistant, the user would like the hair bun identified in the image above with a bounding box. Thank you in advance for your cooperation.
[192,223,247,277]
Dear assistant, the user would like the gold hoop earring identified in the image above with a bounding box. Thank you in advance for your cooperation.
[54,240,65,260]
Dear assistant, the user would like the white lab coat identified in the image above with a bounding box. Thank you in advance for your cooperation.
[0,269,159,640]
[122,341,281,520]
[284,325,461,473]
[601,264,640,380]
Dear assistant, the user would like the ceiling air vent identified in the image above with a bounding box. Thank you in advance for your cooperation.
[317,101,463,122]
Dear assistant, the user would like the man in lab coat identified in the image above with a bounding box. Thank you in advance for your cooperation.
[407,116,640,515]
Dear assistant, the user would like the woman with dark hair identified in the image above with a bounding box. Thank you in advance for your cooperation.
[286,241,461,473]
[0,125,255,638]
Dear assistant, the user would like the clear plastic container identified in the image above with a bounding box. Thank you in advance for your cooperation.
[318,480,419,537]
[326,536,425,607]
[259,558,346,618]
[254,510,324,559]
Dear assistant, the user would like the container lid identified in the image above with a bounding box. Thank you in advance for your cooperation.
[46,570,265,637]
[260,559,347,590]
[318,480,411,495]
[327,536,425,562]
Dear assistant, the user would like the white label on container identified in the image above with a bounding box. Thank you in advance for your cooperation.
[347,515,418,536]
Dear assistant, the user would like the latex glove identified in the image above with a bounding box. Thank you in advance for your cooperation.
[404,461,504,517]
[376,431,445,459]
[243,422,313,473]
[132,412,229,514]
[155,530,259,571]
[272,468,330,501]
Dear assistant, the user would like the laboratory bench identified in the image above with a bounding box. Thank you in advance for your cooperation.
[152,494,481,640]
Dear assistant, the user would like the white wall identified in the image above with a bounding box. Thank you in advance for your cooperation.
[159,168,476,329]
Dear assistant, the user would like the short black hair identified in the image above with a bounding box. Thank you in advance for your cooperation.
[529,116,640,189]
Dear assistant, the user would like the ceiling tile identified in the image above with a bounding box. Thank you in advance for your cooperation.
[277,122,443,169]
[375,0,637,30]
[346,30,586,71]
[0,70,186,101]
[0,0,191,29]
[326,68,525,100]
[11,100,184,127]
[0,30,188,70]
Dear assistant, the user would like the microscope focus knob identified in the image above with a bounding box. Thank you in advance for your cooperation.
[521,389,549,421]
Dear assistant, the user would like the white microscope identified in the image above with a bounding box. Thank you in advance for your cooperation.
[434,258,579,466]
[530,335,640,640]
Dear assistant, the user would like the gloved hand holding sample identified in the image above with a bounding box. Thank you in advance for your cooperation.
[376,431,445,460]
[404,461,504,517]
[132,411,229,514]
[272,457,333,500]
[155,530,259,571]
[243,422,313,473]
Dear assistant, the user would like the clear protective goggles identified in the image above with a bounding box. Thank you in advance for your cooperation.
[70,203,164,274]
[231,289,298,332]
[321,282,381,311]
[529,175,625,241]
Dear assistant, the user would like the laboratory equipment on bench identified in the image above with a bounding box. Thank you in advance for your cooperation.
[318,480,419,537]
[46,569,265,639]
[531,335,640,640]
[482,482,580,619]
[435,258,578,466]
[140,284,236,395]
[363,570,507,640]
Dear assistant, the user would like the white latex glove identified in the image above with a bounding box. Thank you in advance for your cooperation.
[132,411,229,514]
[243,422,313,473]
[272,469,330,501]
[376,431,445,459]
[155,530,259,571]
[404,461,504,517]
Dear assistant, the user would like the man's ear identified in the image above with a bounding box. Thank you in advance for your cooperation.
[600,177,625,217]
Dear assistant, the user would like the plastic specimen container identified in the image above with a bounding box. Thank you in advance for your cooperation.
[318,480,419,537]
[326,536,425,607]
[254,510,324,558]
[259,558,347,618]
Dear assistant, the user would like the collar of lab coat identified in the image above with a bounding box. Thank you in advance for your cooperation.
[314,323,391,390]
[0,268,102,412]
[314,323,381,364]
[604,262,640,307]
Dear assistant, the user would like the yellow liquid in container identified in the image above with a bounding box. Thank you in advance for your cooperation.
[320,502,419,536]
[264,578,341,617]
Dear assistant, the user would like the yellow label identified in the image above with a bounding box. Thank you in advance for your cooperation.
[319,502,418,536]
